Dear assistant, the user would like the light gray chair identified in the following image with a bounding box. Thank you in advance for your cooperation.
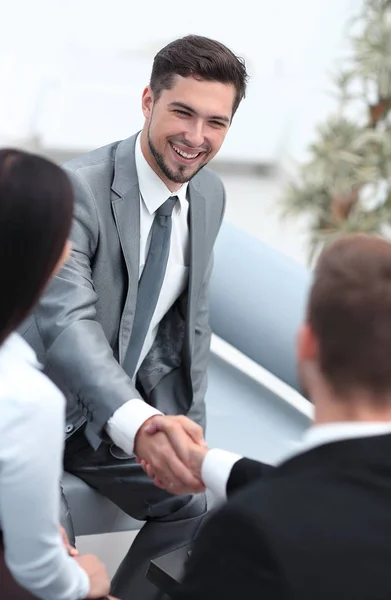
[63,221,312,537]
[206,222,312,464]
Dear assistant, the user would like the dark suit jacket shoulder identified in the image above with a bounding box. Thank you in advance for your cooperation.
[227,456,276,496]
[176,492,289,600]
[176,434,391,600]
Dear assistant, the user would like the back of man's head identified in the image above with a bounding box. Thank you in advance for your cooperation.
[307,234,391,400]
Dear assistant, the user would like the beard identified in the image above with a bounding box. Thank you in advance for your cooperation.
[147,123,208,185]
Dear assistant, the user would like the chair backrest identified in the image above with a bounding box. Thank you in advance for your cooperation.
[210,222,311,392]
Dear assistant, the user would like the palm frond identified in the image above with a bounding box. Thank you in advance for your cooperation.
[279,0,391,264]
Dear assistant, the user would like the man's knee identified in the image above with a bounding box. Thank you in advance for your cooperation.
[149,492,207,522]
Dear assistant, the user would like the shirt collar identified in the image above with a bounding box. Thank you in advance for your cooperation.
[135,133,188,215]
[279,421,391,464]
[302,421,391,451]
[0,333,41,369]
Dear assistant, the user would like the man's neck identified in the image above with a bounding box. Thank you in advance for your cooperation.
[309,380,391,426]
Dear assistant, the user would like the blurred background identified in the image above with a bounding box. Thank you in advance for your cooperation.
[0,0,362,267]
[6,0,390,573]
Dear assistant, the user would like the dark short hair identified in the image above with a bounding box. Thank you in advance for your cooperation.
[0,149,74,345]
[308,234,391,398]
[150,34,248,116]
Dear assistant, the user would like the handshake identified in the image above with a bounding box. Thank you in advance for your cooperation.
[134,415,209,495]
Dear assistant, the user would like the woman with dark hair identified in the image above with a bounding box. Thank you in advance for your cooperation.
[0,149,113,599]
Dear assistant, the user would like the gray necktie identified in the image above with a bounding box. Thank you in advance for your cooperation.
[123,195,178,378]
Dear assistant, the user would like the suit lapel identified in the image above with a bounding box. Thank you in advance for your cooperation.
[187,180,207,355]
[110,134,207,364]
[111,134,140,363]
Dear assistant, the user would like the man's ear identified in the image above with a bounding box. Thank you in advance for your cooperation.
[141,85,154,119]
[297,322,318,362]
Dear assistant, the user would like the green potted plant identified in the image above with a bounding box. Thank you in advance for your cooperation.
[280,0,391,264]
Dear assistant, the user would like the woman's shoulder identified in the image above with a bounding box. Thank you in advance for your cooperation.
[0,333,64,416]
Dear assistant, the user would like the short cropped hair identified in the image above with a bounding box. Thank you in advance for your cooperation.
[150,34,248,116]
[308,234,391,397]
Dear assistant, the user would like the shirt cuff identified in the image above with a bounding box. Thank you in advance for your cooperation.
[201,448,242,502]
[105,399,163,456]
[74,562,90,600]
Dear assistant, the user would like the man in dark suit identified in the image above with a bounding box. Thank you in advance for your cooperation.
[20,35,248,600]
[143,234,391,599]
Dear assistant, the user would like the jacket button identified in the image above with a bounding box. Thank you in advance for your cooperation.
[65,424,74,434]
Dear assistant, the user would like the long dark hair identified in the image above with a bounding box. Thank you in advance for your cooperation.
[0,149,74,345]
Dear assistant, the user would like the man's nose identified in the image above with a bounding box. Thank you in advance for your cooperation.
[183,120,205,149]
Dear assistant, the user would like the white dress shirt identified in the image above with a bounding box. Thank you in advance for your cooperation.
[106,134,190,455]
[0,333,89,600]
[202,421,391,502]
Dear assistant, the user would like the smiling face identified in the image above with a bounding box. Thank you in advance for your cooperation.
[140,75,236,190]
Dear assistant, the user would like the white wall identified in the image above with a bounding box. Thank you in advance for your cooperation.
[0,0,359,266]
[1,0,360,165]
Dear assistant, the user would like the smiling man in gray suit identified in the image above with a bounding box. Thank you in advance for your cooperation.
[21,35,248,599]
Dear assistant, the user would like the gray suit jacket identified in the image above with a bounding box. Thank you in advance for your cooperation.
[21,133,225,449]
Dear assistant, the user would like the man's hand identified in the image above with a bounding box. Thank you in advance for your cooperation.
[134,415,206,495]
[138,415,209,493]
[75,555,110,599]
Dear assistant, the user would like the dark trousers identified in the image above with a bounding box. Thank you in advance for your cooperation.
[63,431,207,600]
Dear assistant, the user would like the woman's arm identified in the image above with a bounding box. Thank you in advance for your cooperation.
[0,385,90,600]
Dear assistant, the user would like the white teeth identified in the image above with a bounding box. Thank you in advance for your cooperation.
[172,144,200,159]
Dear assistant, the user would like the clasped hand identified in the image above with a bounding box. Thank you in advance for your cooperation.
[134,415,209,495]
